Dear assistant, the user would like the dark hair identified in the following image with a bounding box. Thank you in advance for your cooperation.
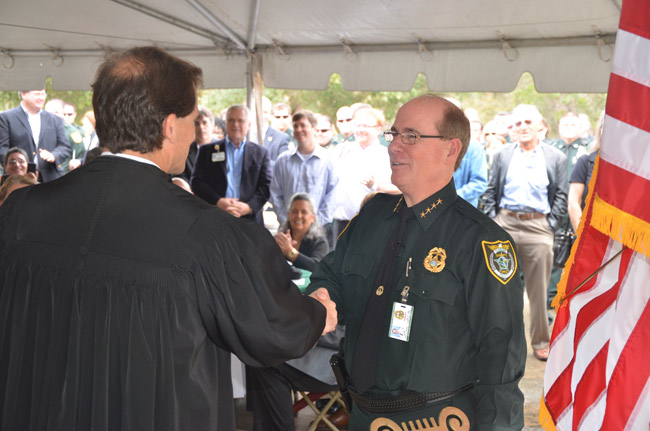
[3,147,28,167]
[214,117,226,133]
[197,105,214,121]
[91,46,203,154]
[292,110,317,127]
[84,147,104,165]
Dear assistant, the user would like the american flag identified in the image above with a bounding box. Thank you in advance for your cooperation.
[540,0,650,430]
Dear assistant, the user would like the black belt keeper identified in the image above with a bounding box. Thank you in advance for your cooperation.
[349,383,473,414]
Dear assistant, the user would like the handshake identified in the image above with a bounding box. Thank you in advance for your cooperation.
[309,287,338,335]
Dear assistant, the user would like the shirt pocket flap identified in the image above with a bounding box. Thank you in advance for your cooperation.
[410,272,459,305]
[342,252,375,279]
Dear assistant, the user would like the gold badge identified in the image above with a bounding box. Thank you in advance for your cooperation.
[370,406,470,431]
[482,240,517,285]
[376,285,384,296]
[424,247,446,273]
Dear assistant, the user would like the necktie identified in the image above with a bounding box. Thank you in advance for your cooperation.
[350,203,415,393]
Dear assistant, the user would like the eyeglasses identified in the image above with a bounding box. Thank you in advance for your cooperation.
[274,115,289,119]
[337,118,352,123]
[7,158,26,165]
[513,119,533,128]
[383,130,447,145]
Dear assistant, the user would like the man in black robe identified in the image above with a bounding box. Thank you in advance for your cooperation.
[0,46,336,431]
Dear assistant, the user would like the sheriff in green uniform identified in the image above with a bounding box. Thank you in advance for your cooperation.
[308,95,526,431]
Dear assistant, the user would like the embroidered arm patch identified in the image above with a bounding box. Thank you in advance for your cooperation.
[481,240,517,285]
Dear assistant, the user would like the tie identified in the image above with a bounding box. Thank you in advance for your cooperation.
[350,203,415,393]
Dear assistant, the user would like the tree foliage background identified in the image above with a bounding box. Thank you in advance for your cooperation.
[2,73,606,138]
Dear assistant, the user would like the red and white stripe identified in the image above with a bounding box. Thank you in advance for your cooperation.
[544,229,650,430]
[542,0,650,429]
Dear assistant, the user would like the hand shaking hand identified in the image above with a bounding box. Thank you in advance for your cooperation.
[309,287,338,335]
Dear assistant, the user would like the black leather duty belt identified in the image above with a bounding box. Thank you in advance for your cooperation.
[349,383,473,414]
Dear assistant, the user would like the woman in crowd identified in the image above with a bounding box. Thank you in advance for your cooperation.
[82,110,99,152]
[274,192,329,271]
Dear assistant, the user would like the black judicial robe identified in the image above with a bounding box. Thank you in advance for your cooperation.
[0,155,325,431]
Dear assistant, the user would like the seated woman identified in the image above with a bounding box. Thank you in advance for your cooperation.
[247,194,346,431]
[274,192,329,271]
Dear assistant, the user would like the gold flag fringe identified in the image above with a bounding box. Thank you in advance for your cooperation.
[539,396,557,431]
[591,194,650,259]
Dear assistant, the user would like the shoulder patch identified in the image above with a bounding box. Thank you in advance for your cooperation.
[481,240,517,285]
[70,131,83,143]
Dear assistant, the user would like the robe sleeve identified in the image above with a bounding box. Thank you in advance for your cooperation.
[187,212,325,367]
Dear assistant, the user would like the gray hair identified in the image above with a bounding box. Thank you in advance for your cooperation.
[279,192,324,240]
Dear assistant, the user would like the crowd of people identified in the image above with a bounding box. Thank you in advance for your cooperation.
[0,49,603,431]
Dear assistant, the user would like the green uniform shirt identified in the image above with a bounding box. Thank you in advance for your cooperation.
[549,137,590,178]
[308,180,526,430]
[61,123,86,172]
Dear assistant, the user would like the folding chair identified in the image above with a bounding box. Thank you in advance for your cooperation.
[293,389,347,431]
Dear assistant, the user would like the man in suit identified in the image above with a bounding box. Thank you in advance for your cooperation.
[250,96,291,172]
[191,104,272,225]
[0,46,336,431]
[0,89,71,182]
[482,103,567,362]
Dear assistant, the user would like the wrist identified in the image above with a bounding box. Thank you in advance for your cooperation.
[287,248,298,259]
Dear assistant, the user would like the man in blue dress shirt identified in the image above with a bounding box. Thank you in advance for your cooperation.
[483,104,567,362]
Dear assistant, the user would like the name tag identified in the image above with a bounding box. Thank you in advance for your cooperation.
[212,152,225,162]
[388,302,413,342]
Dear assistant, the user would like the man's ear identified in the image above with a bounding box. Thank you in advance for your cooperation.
[447,138,462,165]
[162,113,177,142]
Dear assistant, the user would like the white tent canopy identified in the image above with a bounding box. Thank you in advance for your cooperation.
[0,0,621,92]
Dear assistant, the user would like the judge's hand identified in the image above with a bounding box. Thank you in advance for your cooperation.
[39,148,55,163]
[309,287,337,335]
[217,197,242,217]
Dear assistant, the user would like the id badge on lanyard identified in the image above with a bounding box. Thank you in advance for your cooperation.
[389,257,414,342]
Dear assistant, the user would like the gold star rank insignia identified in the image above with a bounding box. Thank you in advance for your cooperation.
[482,240,517,284]
[424,247,446,273]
